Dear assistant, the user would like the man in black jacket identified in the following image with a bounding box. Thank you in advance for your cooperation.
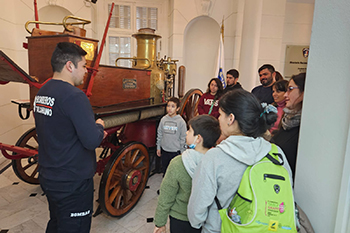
[223,69,242,94]
[34,42,106,233]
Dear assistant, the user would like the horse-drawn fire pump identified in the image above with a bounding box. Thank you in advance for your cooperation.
[0,4,202,217]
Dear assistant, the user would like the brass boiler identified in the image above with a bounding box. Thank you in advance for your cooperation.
[132,28,164,104]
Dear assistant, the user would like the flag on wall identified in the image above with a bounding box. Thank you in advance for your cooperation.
[215,20,226,88]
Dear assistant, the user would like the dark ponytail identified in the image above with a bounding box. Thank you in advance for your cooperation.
[219,89,277,138]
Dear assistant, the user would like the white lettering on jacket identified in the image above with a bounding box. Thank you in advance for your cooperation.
[33,95,55,117]
[70,210,91,218]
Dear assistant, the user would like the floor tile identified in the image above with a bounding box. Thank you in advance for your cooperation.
[0,158,167,232]
[6,219,44,233]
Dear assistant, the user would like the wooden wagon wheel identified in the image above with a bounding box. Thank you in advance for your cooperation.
[179,88,203,123]
[11,127,39,184]
[99,141,150,217]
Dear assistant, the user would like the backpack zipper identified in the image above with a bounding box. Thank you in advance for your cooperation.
[264,174,285,181]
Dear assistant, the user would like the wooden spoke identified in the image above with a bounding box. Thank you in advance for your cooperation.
[133,155,145,168]
[22,161,36,171]
[11,128,39,184]
[138,165,147,172]
[123,189,130,206]
[113,169,124,178]
[130,149,139,164]
[33,134,38,143]
[116,160,125,171]
[124,151,131,167]
[108,178,120,191]
[109,185,121,204]
[114,190,123,209]
[29,165,39,178]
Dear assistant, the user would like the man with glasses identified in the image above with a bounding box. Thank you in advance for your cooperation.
[251,64,276,104]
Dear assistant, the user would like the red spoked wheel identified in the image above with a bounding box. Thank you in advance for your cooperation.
[179,88,203,124]
[98,141,150,217]
[11,127,39,184]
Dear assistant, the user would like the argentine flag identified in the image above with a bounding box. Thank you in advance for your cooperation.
[215,32,226,88]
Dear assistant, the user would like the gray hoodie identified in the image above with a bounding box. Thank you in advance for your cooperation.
[187,135,293,233]
[182,149,204,178]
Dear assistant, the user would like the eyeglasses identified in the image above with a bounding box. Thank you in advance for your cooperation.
[287,86,299,92]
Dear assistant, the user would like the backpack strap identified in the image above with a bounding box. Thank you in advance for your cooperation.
[266,143,284,166]
[208,95,218,115]
[214,196,223,210]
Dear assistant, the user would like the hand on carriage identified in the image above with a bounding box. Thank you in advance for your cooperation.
[96,118,105,128]
[96,119,107,139]
[153,225,166,233]
[157,149,161,157]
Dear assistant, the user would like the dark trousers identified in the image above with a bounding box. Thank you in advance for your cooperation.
[170,216,201,233]
[39,176,94,233]
[161,148,180,175]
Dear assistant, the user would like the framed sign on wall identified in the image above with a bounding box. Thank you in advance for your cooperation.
[284,45,309,79]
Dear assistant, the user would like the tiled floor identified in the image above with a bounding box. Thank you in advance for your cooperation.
[0,158,167,233]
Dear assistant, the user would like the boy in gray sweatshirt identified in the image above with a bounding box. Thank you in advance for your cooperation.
[157,97,187,175]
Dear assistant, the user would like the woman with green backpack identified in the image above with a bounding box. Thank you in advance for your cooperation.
[188,89,295,233]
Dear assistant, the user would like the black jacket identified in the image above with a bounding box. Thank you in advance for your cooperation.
[223,82,243,94]
[34,79,104,181]
[271,126,300,181]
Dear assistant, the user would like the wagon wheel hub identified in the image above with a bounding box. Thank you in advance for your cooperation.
[125,170,142,191]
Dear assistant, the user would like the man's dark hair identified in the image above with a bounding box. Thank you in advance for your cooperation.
[188,115,221,148]
[226,69,239,78]
[51,42,87,73]
[258,64,275,74]
[168,97,180,108]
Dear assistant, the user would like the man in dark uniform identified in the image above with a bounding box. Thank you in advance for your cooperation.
[34,42,106,233]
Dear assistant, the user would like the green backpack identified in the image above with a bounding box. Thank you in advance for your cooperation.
[215,144,297,232]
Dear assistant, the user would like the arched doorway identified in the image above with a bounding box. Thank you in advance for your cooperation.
[183,16,220,92]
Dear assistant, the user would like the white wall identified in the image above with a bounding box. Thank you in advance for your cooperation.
[256,0,286,82]
[0,0,35,165]
[280,2,314,75]
[294,0,350,232]
[170,0,239,92]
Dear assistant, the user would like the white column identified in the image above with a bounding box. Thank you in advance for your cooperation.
[238,0,262,90]
[294,0,350,232]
